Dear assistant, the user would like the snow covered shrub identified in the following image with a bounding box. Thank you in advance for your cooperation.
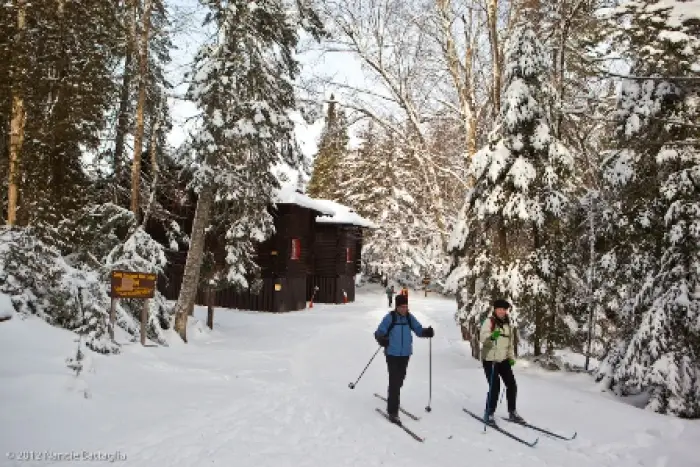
[105,226,172,345]
[0,227,119,353]
[64,202,174,345]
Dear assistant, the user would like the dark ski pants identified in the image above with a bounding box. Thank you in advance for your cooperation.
[386,355,410,416]
[387,295,393,307]
[482,359,517,414]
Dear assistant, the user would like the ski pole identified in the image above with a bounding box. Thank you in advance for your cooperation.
[425,336,432,412]
[484,361,496,431]
[348,346,381,389]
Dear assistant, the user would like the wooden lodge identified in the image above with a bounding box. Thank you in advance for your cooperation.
[212,193,332,313]
[157,186,375,313]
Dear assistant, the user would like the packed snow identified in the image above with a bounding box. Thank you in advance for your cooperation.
[0,293,12,320]
[1,286,697,467]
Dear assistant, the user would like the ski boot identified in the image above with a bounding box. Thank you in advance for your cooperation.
[509,411,526,424]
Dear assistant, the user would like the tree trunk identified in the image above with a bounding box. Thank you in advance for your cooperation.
[114,0,137,184]
[532,221,542,356]
[141,106,161,227]
[436,0,478,157]
[173,186,215,342]
[467,116,478,157]
[7,1,27,227]
[487,0,501,115]
[470,322,481,360]
[207,288,214,330]
[130,0,153,224]
[547,255,559,355]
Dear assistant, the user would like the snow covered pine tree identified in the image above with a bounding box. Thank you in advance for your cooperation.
[446,22,576,358]
[172,0,325,341]
[595,0,700,418]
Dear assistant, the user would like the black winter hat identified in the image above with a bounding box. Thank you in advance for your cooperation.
[395,294,408,307]
[493,299,511,309]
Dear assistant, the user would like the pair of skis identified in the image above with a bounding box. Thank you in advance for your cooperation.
[374,391,576,446]
[462,408,577,447]
[374,393,425,442]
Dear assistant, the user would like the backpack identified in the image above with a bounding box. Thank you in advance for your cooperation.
[386,311,417,336]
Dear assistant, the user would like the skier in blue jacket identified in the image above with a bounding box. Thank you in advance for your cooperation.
[374,294,434,422]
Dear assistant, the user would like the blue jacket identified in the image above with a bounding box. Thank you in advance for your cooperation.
[375,312,425,357]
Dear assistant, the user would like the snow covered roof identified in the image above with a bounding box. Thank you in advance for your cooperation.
[272,185,335,215]
[312,199,377,229]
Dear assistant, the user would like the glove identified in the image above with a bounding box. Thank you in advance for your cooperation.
[508,359,516,367]
[490,329,501,341]
[422,326,434,338]
[376,334,389,347]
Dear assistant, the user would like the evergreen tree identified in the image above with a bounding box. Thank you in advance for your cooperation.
[446,23,577,357]
[595,0,700,417]
[172,0,325,341]
[307,95,349,199]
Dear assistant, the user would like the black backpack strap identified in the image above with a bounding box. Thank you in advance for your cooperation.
[386,311,416,336]
[386,311,397,336]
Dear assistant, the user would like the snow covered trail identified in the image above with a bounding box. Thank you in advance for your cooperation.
[0,286,698,467]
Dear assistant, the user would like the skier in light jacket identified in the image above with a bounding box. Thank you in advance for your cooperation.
[480,299,525,425]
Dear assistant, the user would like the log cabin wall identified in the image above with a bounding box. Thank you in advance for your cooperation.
[211,203,316,312]
[158,203,319,313]
[309,224,360,304]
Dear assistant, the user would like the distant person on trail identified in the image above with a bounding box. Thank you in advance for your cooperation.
[374,294,434,423]
[400,286,408,297]
[385,285,395,307]
[480,299,525,425]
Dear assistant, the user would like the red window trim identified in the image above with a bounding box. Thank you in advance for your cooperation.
[291,238,301,260]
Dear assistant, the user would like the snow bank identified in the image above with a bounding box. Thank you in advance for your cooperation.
[2,290,699,466]
[0,293,13,320]
[313,199,378,228]
[273,184,335,215]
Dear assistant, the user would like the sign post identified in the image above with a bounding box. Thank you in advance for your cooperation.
[422,277,430,297]
[110,270,156,345]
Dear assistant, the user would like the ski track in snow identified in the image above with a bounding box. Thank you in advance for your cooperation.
[0,286,698,467]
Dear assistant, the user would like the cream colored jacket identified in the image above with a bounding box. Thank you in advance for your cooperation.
[479,316,515,362]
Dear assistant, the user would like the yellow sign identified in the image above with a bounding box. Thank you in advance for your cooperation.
[110,270,156,298]
[274,284,282,291]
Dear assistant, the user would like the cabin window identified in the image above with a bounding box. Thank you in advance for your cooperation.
[346,247,352,263]
[290,238,301,260]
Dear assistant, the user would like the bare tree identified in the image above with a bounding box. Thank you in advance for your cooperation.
[320,0,459,245]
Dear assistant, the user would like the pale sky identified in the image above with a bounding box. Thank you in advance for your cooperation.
[165,0,368,162]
